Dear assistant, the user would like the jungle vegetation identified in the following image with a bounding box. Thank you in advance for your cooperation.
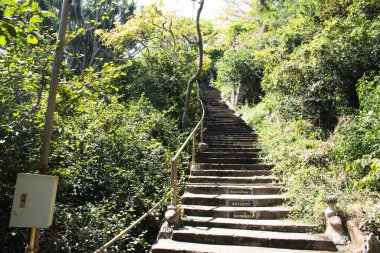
[0,0,379,252]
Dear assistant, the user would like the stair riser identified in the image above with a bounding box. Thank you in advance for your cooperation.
[191,170,271,177]
[197,153,259,158]
[172,233,336,251]
[204,138,258,142]
[204,132,254,135]
[183,209,289,220]
[195,158,260,164]
[181,198,284,207]
[204,120,247,124]
[183,220,316,233]
[189,178,275,184]
[185,186,281,195]
[207,144,258,148]
[205,148,261,153]
[205,136,255,139]
[205,140,258,144]
[198,164,273,170]
[205,124,249,128]
[205,126,252,129]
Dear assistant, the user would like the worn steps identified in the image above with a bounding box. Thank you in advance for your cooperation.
[153,239,334,253]
[172,227,336,251]
[185,183,283,195]
[181,193,285,206]
[197,163,272,170]
[152,84,336,253]
[188,175,277,184]
[191,169,271,177]
[183,216,316,233]
[182,205,291,219]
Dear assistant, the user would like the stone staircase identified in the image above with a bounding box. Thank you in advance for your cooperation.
[152,84,337,253]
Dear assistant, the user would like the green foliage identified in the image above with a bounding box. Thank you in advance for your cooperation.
[41,95,179,252]
[334,72,380,191]
[218,0,380,236]
[215,48,263,104]
[0,1,197,252]
[1,4,55,244]
[0,0,55,46]
[357,72,380,114]
[239,104,379,232]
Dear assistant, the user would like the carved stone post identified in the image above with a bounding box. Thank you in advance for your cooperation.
[324,195,349,245]
[157,205,180,240]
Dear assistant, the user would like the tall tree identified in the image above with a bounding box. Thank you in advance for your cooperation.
[182,0,204,129]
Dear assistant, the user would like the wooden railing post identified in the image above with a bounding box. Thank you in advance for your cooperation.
[171,159,178,205]
[192,132,196,167]
[200,119,204,143]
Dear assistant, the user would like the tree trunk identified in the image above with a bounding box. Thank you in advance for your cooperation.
[181,0,204,129]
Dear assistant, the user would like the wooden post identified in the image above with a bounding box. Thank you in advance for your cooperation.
[192,132,196,165]
[31,0,72,251]
[171,160,178,205]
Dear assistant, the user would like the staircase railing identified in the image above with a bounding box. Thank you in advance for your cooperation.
[93,88,206,253]
[170,97,205,205]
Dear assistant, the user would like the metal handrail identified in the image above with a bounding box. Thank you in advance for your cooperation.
[170,97,205,205]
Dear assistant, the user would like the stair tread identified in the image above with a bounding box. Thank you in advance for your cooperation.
[175,226,331,242]
[186,183,283,187]
[189,175,277,180]
[192,169,270,172]
[184,216,316,228]
[182,205,291,212]
[182,193,285,200]
[153,239,335,253]
[197,163,269,166]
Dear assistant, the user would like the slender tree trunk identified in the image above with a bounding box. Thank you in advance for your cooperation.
[181,0,204,129]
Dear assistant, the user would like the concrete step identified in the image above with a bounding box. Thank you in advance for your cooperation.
[205,126,252,131]
[189,175,277,184]
[182,205,291,219]
[197,152,259,158]
[207,144,259,149]
[181,193,285,206]
[204,131,254,135]
[203,135,256,139]
[195,157,260,164]
[198,163,273,170]
[205,148,261,153]
[203,137,258,141]
[185,183,282,195]
[191,169,271,177]
[204,119,246,123]
[183,216,317,233]
[152,239,336,253]
[171,227,337,251]
[205,139,257,144]
[205,123,249,128]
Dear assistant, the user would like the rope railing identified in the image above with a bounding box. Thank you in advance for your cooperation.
[93,196,168,253]
[93,86,206,252]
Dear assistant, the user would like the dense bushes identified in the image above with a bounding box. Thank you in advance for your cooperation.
[42,96,180,252]
[0,1,194,252]
[215,0,380,235]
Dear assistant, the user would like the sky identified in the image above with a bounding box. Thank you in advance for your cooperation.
[136,0,227,20]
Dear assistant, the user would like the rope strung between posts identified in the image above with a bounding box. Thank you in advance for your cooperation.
[93,180,186,253]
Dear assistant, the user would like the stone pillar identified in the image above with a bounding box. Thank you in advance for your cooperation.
[324,195,349,245]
